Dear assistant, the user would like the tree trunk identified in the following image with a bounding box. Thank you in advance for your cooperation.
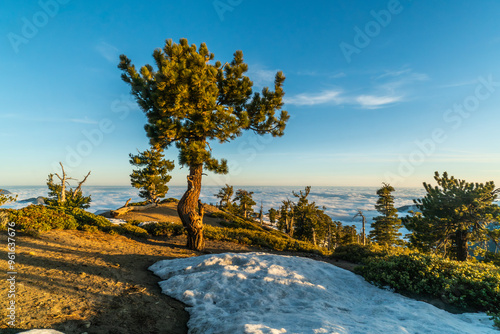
[288,216,294,238]
[177,164,205,251]
[110,202,157,218]
[455,229,469,261]
[362,217,366,246]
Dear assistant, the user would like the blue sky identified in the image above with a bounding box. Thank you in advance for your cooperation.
[1,0,500,188]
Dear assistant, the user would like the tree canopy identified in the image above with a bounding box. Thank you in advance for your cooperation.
[129,147,174,203]
[119,38,289,250]
[234,189,256,219]
[404,171,500,261]
[214,184,234,209]
[369,183,402,246]
[46,163,91,209]
[118,38,288,173]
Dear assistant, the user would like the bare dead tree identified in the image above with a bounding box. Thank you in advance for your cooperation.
[353,209,367,245]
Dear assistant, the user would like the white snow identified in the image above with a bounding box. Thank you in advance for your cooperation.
[150,252,497,334]
[106,218,128,225]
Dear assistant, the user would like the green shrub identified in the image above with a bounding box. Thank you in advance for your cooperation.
[114,223,149,238]
[160,197,179,203]
[128,200,149,207]
[143,222,185,236]
[62,207,113,231]
[0,212,8,230]
[488,312,500,330]
[332,244,387,263]
[332,244,410,264]
[484,251,500,267]
[356,253,500,313]
[82,225,99,233]
[212,211,264,231]
[127,220,143,226]
[3,205,78,232]
[204,225,324,254]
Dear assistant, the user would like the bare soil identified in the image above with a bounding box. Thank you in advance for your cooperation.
[0,228,257,334]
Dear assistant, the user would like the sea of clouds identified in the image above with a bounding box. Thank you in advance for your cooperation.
[1,185,428,235]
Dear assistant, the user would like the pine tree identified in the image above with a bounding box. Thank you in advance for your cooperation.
[119,38,288,250]
[46,163,91,209]
[268,208,278,225]
[291,187,332,246]
[129,147,175,203]
[404,171,500,261]
[234,189,256,219]
[369,183,402,246]
[278,199,295,236]
[214,184,234,209]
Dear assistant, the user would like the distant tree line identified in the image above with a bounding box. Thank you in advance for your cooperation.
[213,171,500,262]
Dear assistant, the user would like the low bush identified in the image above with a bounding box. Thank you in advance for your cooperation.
[204,225,324,254]
[113,223,149,238]
[332,244,410,264]
[128,200,149,207]
[143,222,185,236]
[62,207,113,231]
[355,253,500,313]
[212,211,264,231]
[484,251,500,267]
[0,212,9,230]
[160,197,179,203]
[332,244,387,263]
[3,205,78,232]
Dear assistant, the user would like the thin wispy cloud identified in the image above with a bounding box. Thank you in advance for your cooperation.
[247,66,281,88]
[356,95,403,109]
[439,79,478,88]
[96,41,120,63]
[294,70,346,79]
[376,68,413,79]
[284,90,343,106]
[331,72,346,79]
[376,69,429,94]
[284,68,428,109]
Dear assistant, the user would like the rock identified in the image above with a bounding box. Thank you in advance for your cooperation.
[18,196,45,205]
[397,204,418,212]
[94,210,112,217]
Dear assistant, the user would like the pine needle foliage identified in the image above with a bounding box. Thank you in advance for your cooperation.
[404,171,500,261]
[129,147,175,203]
[369,183,402,246]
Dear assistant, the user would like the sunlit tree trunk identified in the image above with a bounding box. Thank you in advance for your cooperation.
[177,165,205,251]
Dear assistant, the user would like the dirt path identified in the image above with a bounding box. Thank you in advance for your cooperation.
[0,229,256,334]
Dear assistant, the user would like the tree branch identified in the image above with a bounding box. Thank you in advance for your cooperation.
[72,171,91,199]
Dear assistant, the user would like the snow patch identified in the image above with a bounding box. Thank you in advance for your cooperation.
[150,252,496,334]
